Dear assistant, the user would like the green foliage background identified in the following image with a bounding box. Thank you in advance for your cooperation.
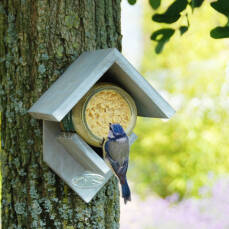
[129,1,229,198]
[146,0,229,53]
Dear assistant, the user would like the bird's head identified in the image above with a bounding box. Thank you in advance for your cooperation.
[108,123,127,140]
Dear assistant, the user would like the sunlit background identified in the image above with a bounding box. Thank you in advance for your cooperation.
[121,1,229,228]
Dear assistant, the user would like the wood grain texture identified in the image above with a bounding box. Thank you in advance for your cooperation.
[0,0,121,228]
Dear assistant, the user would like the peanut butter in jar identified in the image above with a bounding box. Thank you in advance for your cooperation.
[71,83,137,147]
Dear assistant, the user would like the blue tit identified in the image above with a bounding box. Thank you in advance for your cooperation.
[102,123,131,204]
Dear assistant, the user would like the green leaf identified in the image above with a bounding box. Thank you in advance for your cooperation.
[151,28,175,53]
[211,0,229,17]
[149,0,161,10]
[210,26,229,39]
[179,26,188,35]
[152,0,188,24]
[128,0,137,5]
[190,0,204,9]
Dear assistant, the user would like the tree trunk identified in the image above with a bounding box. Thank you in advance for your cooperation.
[0,0,122,228]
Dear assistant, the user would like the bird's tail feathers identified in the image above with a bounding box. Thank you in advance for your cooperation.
[121,178,131,204]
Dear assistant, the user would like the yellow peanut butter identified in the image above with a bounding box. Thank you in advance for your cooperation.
[85,90,131,138]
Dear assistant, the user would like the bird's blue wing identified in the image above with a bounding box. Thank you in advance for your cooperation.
[105,141,128,184]
[117,159,128,184]
[118,159,128,175]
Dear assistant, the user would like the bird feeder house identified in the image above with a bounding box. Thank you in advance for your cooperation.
[28,48,175,203]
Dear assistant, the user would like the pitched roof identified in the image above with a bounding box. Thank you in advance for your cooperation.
[29,48,175,121]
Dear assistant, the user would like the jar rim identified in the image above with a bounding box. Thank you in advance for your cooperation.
[81,85,137,143]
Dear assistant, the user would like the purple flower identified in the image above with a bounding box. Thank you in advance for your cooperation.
[120,176,229,229]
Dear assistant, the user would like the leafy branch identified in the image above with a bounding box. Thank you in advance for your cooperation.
[128,0,229,53]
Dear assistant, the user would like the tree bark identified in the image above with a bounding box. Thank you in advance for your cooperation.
[0,0,122,228]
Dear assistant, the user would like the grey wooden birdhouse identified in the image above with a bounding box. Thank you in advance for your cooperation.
[28,48,175,203]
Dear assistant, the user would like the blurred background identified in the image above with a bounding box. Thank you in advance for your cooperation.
[120,1,229,228]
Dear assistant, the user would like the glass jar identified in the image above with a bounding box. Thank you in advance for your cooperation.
[71,82,137,147]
